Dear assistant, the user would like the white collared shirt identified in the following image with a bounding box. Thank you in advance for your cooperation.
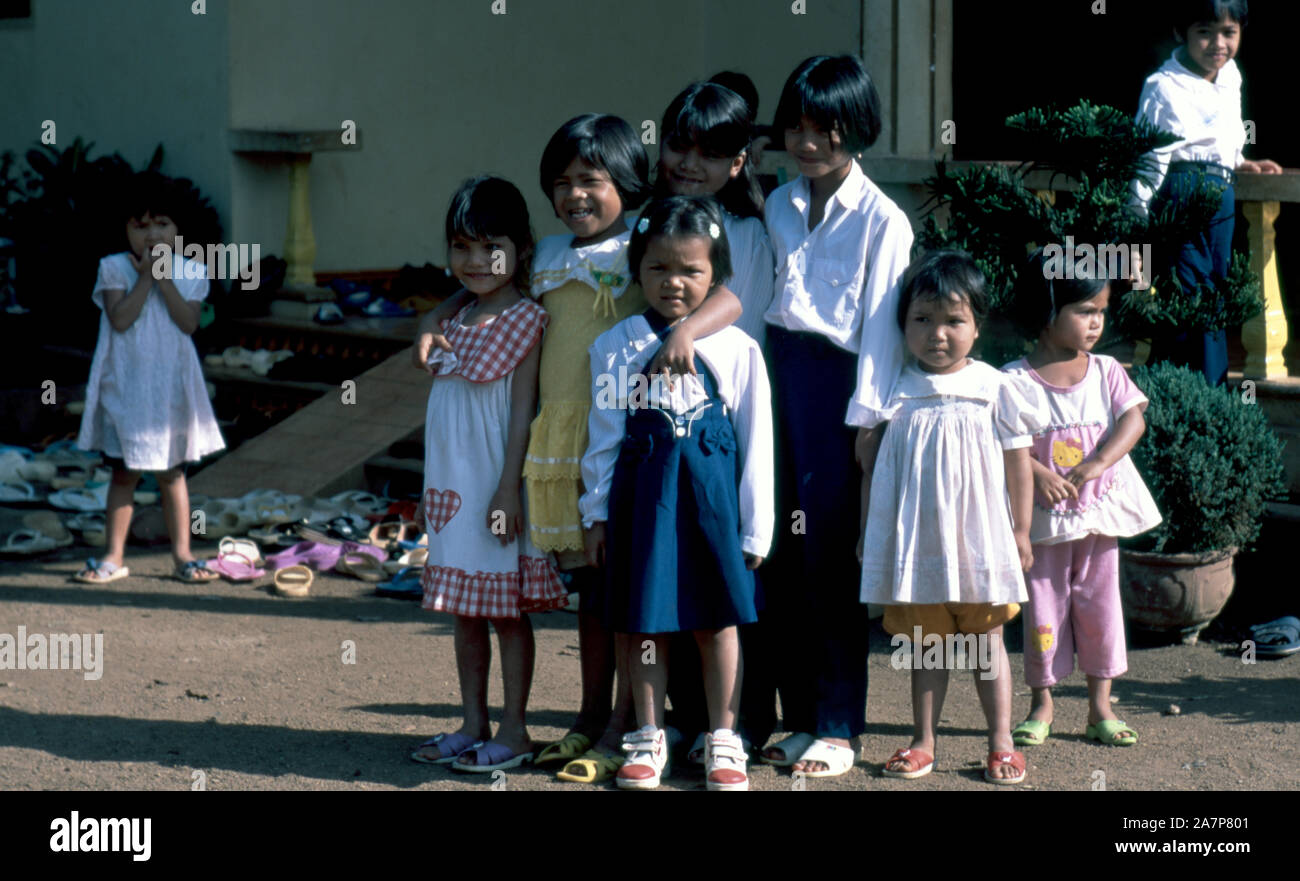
[722,211,776,349]
[1131,51,1246,217]
[579,318,775,558]
[763,159,914,428]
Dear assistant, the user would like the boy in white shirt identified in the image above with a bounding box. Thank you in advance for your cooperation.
[1132,0,1281,386]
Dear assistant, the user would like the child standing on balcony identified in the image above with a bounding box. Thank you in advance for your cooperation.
[74,171,225,585]
[1002,247,1162,750]
[859,250,1046,786]
[1131,0,1282,386]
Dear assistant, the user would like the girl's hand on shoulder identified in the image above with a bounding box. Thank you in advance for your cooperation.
[744,553,763,571]
[1034,467,1079,505]
[649,325,696,384]
[1065,459,1106,490]
[1014,532,1034,572]
[487,485,521,545]
[583,522,606,569]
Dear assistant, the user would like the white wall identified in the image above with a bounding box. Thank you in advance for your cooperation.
[227,0,864,271]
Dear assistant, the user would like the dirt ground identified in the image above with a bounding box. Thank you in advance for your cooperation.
[1,544,1297,792]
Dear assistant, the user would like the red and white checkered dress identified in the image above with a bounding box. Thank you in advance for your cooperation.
[420,299,566,618]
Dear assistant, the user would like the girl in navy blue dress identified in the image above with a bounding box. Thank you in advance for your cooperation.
[580,196,774,791]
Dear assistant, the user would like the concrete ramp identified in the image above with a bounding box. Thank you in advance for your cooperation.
[189,350,426,499]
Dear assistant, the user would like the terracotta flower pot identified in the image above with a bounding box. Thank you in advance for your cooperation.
[1119,547,1237,644]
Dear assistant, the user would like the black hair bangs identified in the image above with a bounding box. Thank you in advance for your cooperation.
[896,250,989,331]
[539,113,651,211]
[773,55,883,153]
[629,195,733,289]
[662,83,754,159]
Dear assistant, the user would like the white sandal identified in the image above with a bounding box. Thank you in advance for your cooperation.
[616,726,669,790]
[796,738,857,779]
[705,729,749,791]
[760,731,816,766]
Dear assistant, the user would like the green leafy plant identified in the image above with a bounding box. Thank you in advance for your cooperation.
[1125,362,1286,554]
[917,101,1263,354]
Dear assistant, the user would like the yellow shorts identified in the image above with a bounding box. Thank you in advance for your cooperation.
[883,602,1020,640]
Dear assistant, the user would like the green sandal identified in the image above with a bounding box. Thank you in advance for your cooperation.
[1011,719,1052,746]
[1085,719,1138,746]
[535,731,592,766]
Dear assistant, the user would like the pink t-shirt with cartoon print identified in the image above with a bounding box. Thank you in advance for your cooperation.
[1002,354,1162,546]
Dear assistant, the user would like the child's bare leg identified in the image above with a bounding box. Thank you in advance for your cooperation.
[911,667,948,754]
[575,610,615,740]
[453,616,493,741]
[593,632,635,754]
[629,634,670,730]
[1027,686,1054,724]
[156,468,196,565]
[489,615,535,754]
[1086,675,1118,726]
[695,626,742,732]
[972,626,1016,778]
[101,467,140,567]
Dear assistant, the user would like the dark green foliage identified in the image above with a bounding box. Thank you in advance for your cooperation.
[917,101,1263,345]
[1126,362,1287,554]
[0,138,222,353]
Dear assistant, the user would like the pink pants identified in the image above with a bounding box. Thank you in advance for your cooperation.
[1022,535,1127,687]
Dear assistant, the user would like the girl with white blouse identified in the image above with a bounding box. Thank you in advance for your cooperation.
[758,54,914,778]
[581,196,774,791]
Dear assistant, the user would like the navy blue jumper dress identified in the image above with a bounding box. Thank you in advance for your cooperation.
[602,310,759,635]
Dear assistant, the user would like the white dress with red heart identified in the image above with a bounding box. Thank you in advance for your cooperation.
[420,298,566,618]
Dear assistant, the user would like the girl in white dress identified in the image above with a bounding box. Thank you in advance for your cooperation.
[409,176,566,774]
[858,250,1047,785]
[75,172,225,584]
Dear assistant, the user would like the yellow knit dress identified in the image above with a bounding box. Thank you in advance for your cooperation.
[525,231,646,556]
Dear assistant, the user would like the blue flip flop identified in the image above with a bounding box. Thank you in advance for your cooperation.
[374,567,423,600]
[1249,616,1300,659]
[451,741,534,774]
[411,732,479,765]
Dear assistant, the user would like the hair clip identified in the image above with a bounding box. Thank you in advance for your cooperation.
[708,222,720,240]
[636,216,650,234]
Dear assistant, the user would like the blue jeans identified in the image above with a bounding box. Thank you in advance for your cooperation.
[1151,164,1235,386]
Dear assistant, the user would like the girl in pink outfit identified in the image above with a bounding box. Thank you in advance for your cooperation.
[1002,247,1161,749]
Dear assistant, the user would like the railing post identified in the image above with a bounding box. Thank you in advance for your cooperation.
[1241,199,1289,379]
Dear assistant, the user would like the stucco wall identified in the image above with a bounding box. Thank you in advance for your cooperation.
[227,0,866,271]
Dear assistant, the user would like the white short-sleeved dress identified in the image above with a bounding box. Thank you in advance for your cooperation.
[420,298,567,619]
[76,253,225,471]
[859,360,1049,606]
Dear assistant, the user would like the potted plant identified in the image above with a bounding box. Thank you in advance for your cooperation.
[1121,362,1287,643]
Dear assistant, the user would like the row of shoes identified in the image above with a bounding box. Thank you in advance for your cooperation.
[204,346,295,377]
[0,443,159,511]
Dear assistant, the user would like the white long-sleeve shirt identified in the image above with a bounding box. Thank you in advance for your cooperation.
[579,317,775,558]
[1131,51,1246,217]
[763,159,914,428]
[722,211,776,350]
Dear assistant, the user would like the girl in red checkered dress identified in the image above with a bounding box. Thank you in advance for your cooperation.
[408,176,567,773]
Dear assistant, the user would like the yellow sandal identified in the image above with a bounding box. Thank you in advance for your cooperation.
[555,749,624,784]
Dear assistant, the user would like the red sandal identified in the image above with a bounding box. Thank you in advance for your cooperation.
[881,747,934,779]
[984,750,1026,785]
